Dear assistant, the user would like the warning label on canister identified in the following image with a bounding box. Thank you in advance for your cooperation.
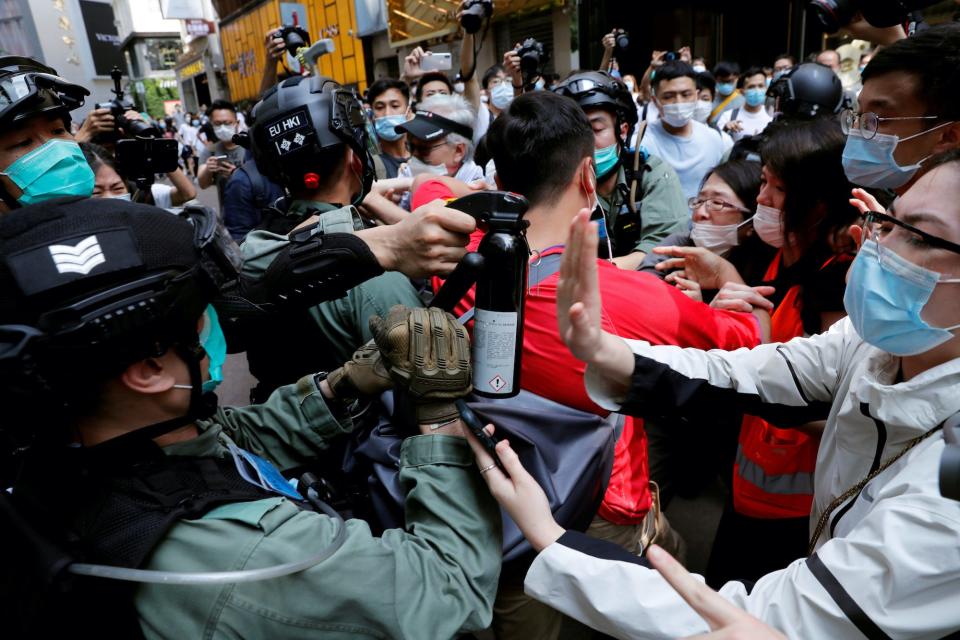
[473,309,517,395]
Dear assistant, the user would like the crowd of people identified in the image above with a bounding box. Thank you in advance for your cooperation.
[1,2,960,638]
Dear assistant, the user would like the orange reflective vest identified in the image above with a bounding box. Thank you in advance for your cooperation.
[732,252,844,519]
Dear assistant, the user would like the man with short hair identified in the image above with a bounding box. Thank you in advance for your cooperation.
[198,99,246,210]
[643,61,728,202]
[773,53,795,80]
[709,60,744,125]
[367,78,411,178]
[843,23,960,195]
[553,70,688,269]
[717,66,773,142]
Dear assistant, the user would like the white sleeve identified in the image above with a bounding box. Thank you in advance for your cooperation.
[150,183,174,210]
[716,109,732,128]
[584,317,857,423]
[526,461,960,639]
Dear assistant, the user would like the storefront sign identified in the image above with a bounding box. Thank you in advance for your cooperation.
[78,0,122,76]
[179,58,205,78]
[185,19,215,36]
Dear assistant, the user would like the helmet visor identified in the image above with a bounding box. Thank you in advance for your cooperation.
[0,72,88,126]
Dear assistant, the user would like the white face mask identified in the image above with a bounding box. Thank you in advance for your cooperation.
[106,192,132,201]
[407,155,449,177]
[490,83,514,110]
[454,82,465,93]
[692,64,707,73]
[693,99,713,123]
[625,80,635,92]
[214,124,237,142]
[753,204,784,248]
[690,217,752,255]
[660,101,697,128]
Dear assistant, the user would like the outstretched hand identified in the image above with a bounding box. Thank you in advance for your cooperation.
[646,545,787,640]
[557,209,634,389]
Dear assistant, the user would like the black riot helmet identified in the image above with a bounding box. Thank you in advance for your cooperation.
[0,198,239,452]
[769,62,843,120]
[553,70,639,142]
[249,75,374,205]
[0,56,89,130]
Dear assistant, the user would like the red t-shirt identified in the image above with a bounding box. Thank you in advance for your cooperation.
[421,180,762,523]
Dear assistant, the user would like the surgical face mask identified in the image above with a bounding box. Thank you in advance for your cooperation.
[106,192,132,201]
[454,82,465,93]
[490,82,514,110]
[407,155,449,177]
[690,217,752,256]
[0,139,94,205]
[744,88,766,107]
[773,69,788,81]
[534,78,545,91]
[694,99,713,123]
[214,123,237,142]
[625,80,635,92]
[692,64,706,73]
[173,305,227,394]
[375,114,406,142]
[191,119,200,127]
[841,124,953,190]
[660,101,696,128]
[753,204,784,248]
[593,142,620,179]
[844,239,960,355]
[716,82,736,96]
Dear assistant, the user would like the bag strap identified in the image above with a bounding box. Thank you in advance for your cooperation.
[457,252,563,324]
[628,123,649,214]
[372,154,388,181]
[709,91,739,123]
[808,422,945,554]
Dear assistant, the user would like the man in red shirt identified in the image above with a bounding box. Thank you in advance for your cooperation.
[320,91,761,639]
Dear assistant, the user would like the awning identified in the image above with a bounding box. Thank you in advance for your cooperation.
[387,0,559,48]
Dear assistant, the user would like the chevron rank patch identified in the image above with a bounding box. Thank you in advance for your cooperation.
[5,227,143,296]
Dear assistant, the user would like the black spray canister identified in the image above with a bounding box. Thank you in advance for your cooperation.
[441,192,530,398]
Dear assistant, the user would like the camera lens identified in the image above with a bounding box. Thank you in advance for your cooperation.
[119,116,158,138]
[283,28,305,54]
[616,34,629,50]
[807,0,850,32]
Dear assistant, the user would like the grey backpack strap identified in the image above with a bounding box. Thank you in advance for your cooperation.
[373,155,388,180]
[458,252,563,325]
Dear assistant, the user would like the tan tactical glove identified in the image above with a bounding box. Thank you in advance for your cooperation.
[326,340,394,401]
[369,305,472,423]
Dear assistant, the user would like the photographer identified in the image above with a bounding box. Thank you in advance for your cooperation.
[0,56,94,211]
[198,100,246,210]
[0,198,502,638]
[80,142,197,209]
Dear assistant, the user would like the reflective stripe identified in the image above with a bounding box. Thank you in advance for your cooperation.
[735,444,815,495]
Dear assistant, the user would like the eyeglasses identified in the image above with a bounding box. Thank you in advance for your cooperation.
[688,196,751,214]
[862,210,960,270]
[405,140,449,156]
[840,109,940,140]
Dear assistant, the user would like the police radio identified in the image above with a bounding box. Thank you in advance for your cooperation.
[433,191,530,399]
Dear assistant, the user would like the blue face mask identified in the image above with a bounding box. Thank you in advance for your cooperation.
[374,114,406,142]
[844,240,960,356]
[534,78,546,91]
[594,142,620,179]
[744,88,766,107]
[0,139,94,206]
[716,82,736,97]
[841,125,950,190]
[199,305,227,393]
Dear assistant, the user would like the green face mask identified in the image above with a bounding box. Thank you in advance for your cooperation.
[593,142,620,179]
[0,139,94,205]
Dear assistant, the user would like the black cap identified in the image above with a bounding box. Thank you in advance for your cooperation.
[396,110,474,142]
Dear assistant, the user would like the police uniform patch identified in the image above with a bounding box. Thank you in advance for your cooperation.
[264,108,316,157]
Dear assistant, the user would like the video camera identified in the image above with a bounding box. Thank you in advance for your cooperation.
[460,0,493,35]
[98,67,178,193]
[517,37,547,87]
[808,0,941,32]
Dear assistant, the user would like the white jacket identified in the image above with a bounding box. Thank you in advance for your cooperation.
[525,318,960,639]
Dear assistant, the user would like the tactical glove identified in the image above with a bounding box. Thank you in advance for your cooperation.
[325,340,394,401]
[369,305,472,423]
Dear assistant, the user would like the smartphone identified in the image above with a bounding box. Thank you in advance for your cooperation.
[456,400,508,476]
[421,52,452,72]
[213,154,230,169]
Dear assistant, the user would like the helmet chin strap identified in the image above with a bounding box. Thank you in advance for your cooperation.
[90,342,217,456]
